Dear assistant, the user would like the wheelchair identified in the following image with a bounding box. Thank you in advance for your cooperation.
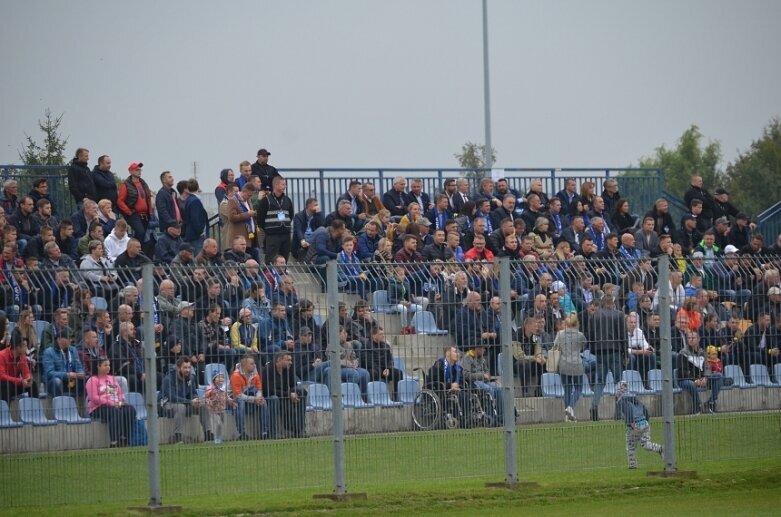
[411,369,497,431]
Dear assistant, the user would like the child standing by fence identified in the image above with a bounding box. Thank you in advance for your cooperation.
[615,381,663,469]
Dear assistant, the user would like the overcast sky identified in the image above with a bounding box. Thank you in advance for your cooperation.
[2,0,779,182]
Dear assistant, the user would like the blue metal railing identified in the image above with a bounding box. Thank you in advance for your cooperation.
[274,167,663,220]
[1,165,663,227]
[757,200,781,243]
[0,164,75,217]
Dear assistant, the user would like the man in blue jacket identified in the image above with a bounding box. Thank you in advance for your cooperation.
[156,171,181,234]
[42,327,85,397]
[181,179,208,255]
[92,155,118,209]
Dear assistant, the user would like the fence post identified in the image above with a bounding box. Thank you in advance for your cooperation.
[648,255,694,478]
[486,257,537,489]
[134,263,177,511]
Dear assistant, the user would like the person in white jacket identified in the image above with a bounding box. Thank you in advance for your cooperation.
[626,312,654,390]
[103,219,130,264]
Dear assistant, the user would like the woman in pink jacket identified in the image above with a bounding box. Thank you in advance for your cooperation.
[86,358,137,447]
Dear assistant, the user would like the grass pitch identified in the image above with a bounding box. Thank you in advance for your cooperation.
[1,411,778,515]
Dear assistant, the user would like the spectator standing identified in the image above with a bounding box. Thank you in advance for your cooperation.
[181,179,209,256]
[117,162,154,255]
[203,371,235,444]
[155,171,182,235]
[227,183,258,256]
[256,176,294,264]
[555,313,586,422]
[92,155,119,209]
[214,168,234,204]
[67,147,97,206]
[683,175,714,225]
[587,296,627,421]
[251,149,279,192]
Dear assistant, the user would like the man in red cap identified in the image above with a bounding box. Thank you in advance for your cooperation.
[118,162,154,255]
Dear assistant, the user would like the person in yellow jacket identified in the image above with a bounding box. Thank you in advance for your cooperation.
[230,309,259,356]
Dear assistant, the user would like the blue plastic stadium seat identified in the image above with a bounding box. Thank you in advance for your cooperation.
[367,381,403,407]
[33,320,49,344]
[124,392,147,420]
[724,365,751,389]
[410,311,448,335]
[372,290,399,314]
[393,357,418,380]
[306,383,332,411]
[18,397,57,426]
[204,363,229,387]
[775,364,781,386]
[496,352,503,378]
[0,400,23,428]
[53,396,91,424]
[91,297,108,311]
[603,371,616,395]
[115,376,130,397]
[541,373,564,398]
[621,369,653,394]
[341,382,373,408]
[749,364,778,387]
[397,378,420,405]
[581,374,594,396]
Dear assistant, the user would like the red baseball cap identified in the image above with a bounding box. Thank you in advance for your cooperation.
[128,162,144,171]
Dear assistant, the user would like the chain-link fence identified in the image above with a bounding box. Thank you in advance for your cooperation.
[1,252,780,508]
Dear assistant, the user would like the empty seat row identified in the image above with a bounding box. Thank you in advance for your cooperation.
[306,380,420,411]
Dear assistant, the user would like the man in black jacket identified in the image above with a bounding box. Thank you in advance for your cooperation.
[160,356,208,443]
[382,176,408,217]
[250,148,279,192]
[256,176,294,264]
[67,148,97,206]
[587,295,626,421]
[92,155,118,209]
[262,351,305,438]
[292,198,324,260]
[363,327,404,400]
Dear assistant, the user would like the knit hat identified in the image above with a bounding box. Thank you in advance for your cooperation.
[615,380,629,401]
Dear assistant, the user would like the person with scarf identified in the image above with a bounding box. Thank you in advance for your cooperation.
[426,345,473,428]
[336,235,378,300]
[214,168,235,204]
[227,183,258,255]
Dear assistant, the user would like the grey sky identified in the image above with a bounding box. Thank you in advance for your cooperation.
[2,0,779,182]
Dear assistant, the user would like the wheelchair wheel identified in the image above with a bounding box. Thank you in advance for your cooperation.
[412,389,441,431]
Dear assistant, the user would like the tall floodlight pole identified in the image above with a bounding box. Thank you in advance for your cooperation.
[482,0,493,171]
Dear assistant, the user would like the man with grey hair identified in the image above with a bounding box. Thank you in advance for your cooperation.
[324,199,357,233]
[0,179,19,215]
[601,179,621,218]
[453,178,471,215]
[71,199,99,240]
[407,178,433,211]
[382,176,408,217]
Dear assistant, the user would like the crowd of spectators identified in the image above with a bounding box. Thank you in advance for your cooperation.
[1,147,781,444]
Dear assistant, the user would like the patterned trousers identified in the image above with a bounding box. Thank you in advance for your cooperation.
[626,421,662,468]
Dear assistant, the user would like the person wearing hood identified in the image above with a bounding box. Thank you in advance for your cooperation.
[92,155,118,209]
[615,380,663,469]
[103,219,130,264]
[215,168,235,204]
[67,147,97,206]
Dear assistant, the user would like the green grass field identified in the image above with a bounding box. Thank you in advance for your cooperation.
[1,411,779,515]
